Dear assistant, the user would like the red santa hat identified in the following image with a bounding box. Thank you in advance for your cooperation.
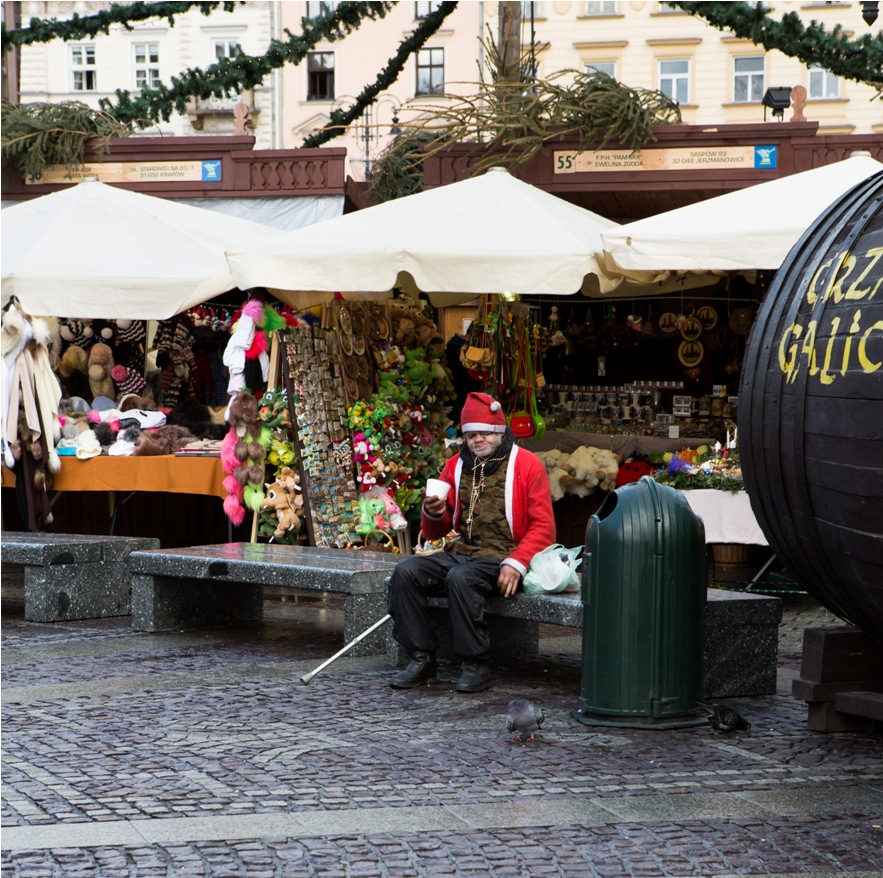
[460,392,506,434]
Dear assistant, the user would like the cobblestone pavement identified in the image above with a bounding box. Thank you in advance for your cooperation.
[2,573,881,878]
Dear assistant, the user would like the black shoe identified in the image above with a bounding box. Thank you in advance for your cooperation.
[390,652,437,689]
[455,660,492,693]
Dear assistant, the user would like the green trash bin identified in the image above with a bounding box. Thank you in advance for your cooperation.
[572,476,706,729]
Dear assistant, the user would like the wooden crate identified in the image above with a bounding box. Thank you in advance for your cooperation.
[711,543,752,564]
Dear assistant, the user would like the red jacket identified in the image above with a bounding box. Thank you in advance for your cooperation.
[421,444,556,577]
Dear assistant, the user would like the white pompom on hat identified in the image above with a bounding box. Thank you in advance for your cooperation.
[460,392,506,434]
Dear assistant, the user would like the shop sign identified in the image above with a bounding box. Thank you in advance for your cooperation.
[554,145,777,173]
[27,159,223,185]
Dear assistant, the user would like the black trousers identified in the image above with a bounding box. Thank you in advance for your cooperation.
[388,553,502,659]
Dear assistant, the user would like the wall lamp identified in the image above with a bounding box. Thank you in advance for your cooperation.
[761,86,792,122]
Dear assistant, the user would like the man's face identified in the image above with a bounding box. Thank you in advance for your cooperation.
[464,431,503,458]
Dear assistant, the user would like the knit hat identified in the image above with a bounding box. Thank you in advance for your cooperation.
[460,392,506,434]
[112,364,146,396]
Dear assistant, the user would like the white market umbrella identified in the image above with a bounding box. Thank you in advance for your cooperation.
[227,166,699,308]
[598,153,883,289]
[1,177,278,320]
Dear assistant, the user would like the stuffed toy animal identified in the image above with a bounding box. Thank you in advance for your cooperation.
[220,390,272,526]
[87,343,116,401]
[364,485,407,530]
[537,448,576,502]
[260,468,304,539]
[592,447,621,492]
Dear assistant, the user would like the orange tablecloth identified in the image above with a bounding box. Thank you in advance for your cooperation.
[2,456,226,500]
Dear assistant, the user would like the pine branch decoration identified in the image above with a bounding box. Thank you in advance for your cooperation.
[671,1,883,94]
[2,2,240,52]
[100,1,396,126]
[301,1,458,149]
[369,68,680,202]
[1,101,135,181]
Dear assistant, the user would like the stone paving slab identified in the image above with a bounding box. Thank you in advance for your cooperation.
[1,584,882,878]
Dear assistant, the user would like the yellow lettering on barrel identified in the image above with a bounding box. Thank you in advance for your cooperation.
[844,246,883,301]
[779,323,802,381]
[841,310,863,377]
[806,255,837,305]
[801,320,819,376]
[818,315,840,384]
[830,254,857,304]
[858,320,883,373]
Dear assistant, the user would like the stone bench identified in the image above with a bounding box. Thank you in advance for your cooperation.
[1,531,160,622]
[386,588,782,698]
[129,543,403,656]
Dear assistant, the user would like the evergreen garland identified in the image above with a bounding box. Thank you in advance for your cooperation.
[100,1,396,126]
[672,2,883,92]
[301,1,459,149]
[1,2,239,52]
[1,101,135,180]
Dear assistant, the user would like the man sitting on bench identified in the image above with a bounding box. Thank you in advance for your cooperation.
[388,392,556,693]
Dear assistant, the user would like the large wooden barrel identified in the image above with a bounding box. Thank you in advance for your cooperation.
[740,170,883,639]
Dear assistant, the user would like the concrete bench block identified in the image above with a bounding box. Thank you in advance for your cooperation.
[2,532,159,622]
[128,543,401,655]
[386,587,781,698]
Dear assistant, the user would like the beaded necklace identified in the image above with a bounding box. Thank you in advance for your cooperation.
[462,450,509,541]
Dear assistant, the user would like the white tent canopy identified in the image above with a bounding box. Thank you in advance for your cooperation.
[599,153,883,290]
[226,166,703,309]
[1,177,279,320]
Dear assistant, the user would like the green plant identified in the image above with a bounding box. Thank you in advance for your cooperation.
[1,100,134,181]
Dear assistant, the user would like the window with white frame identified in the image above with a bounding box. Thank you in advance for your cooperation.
[522,1,542,17]
[213,39,241,61]
[71,44,96,92]
[659,58,689,104]
[416,1,442,17]
[733,56,764,103]
[586,61,616,79]
[585,1,618,14]
[657,2,680,11]
[416,47,444,95]
[306,1,337,18]
[134,42,160,90]
[307,51,334,100]
[808,65,840,99]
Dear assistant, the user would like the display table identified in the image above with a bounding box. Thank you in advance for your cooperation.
[2,455,226,499]
[679,489,768,546]
[520,431,715,458]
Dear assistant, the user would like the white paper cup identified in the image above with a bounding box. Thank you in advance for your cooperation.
[425,478,451,499]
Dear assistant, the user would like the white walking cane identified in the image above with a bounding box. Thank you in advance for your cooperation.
[299,613,392,684]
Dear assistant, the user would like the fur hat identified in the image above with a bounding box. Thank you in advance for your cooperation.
[460,392,506,434]
[59,345,88,378]
[87,343,115,400]
[111,364,145,396]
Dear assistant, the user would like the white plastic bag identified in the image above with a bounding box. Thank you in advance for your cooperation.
[523,544,583,594]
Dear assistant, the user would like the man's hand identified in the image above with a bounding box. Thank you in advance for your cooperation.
[423,495,447,518]
[498,564,521,598]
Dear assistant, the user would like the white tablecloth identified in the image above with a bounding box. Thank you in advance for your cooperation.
[680,490,768,546]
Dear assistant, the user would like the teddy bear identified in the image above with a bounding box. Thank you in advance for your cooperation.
[563,445,601,497]
[592,447,621,492]
[87,342,116,401]
[260,469,304,539]
[537,448,576,502]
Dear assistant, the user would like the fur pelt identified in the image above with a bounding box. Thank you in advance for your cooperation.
[133,424,196,456]
[93,421,117,447]
[165,397,227,440]
[2,307,32,361]
[118,393,157,412]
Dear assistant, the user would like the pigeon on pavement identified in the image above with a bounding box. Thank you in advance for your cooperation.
[696,701,751,732]
[506,699,545,741]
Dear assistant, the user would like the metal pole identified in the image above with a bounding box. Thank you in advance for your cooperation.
[300,613,392,684]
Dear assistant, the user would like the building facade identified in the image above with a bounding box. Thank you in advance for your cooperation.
[5,1,881,181]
